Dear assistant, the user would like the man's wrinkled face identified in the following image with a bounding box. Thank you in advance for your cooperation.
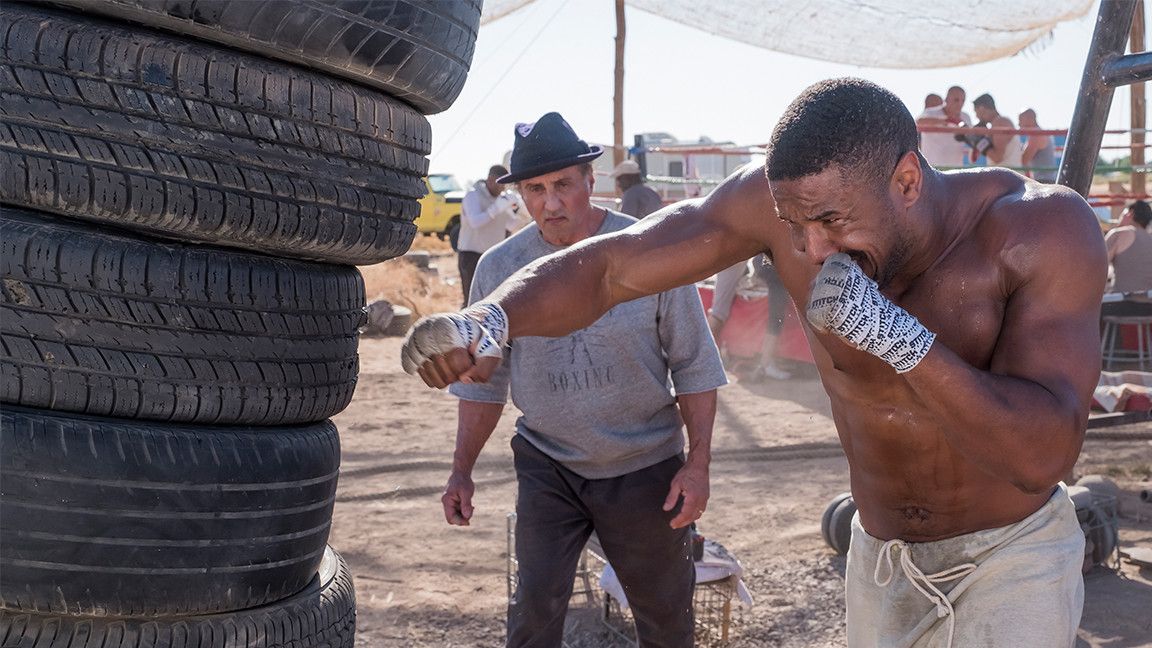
[944,89,965,119]
[518,165,597,247]
[769,164,912,288]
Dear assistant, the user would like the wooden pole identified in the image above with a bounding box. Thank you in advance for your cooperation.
[613,0,626,166]
[1131,0,1146,196]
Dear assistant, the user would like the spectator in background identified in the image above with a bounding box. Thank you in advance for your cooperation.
[611,159,664,219]
[1103,200,1152,316]
[924,93,943,109]
[708,255,793,381]
[1019,109,1058,183]
[968,93,1024,169]
[916,85,972,169]
[458,164,520,305]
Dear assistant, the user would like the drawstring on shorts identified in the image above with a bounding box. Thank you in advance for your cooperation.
[873,539,977,648]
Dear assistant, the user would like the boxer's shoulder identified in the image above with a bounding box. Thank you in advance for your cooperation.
[986,181,1099,251]
[964,177,1104,288]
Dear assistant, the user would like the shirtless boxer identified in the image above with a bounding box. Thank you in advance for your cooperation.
[403,78,1107,647]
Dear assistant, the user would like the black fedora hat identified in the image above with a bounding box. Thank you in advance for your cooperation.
[498,112,603,183]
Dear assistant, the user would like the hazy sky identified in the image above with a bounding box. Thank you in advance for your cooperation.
[427,0,1141,185]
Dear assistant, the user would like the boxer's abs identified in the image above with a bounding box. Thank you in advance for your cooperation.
[835,402,1054,542]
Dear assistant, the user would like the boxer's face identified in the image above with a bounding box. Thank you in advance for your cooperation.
[519,164,598,247]
[771,160,916,288]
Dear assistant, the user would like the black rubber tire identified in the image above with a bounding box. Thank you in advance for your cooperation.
[820,492,852,552]
[1,208,364,425]
[39,0,482,115]
[0,3,430,264]
[0,546,356,646]
[827,496,857,556]
[0,406,341,616]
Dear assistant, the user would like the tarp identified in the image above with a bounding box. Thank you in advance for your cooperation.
[481,0,1095,69]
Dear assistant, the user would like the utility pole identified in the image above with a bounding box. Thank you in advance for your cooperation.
[613,0,626,166]
[1131,0,1146,196]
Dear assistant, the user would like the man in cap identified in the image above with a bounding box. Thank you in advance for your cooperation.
[420,112,726,647]
[403,80,1105,647]
[457,164,521,304]
[612,158,664,219]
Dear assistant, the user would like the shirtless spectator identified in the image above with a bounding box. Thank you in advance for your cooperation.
[966,93,1024,169]
[916,86,972,169]
[403,78,1106,648]
[1019,108,1058,183]
[1103,200,1152,316]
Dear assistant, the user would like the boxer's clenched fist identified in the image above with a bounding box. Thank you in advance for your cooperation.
[807,253,936,373]
[401,302,510,387]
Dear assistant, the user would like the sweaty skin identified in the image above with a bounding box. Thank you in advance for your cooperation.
[427,158,1106,542]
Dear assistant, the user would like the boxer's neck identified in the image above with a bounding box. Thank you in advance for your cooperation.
[882,170,969,298]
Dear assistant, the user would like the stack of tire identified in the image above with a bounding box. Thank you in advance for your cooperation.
[0,1,481,645]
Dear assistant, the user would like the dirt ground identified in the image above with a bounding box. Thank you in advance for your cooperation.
[332,250,1152,648]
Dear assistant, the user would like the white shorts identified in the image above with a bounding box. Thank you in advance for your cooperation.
[845,483,1084,648]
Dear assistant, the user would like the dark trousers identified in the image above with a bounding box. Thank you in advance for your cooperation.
[507,435,695,648]
[458,250,482,305]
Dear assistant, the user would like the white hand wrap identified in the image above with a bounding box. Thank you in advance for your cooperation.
[400,302,510,375]
[806,253,936,373]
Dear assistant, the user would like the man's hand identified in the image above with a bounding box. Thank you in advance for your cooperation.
[442,471,476,526]
[663,458,710,529]
[490,194,515,216]
[400,302,509,387]
[806,253,936,373]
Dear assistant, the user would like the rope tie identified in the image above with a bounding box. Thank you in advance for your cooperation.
[873,539,977,648]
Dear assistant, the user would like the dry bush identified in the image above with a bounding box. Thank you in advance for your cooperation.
[359,256,460,318]
[408,234,454,253]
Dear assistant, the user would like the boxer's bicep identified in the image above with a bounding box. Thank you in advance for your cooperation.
[603,166,780,303]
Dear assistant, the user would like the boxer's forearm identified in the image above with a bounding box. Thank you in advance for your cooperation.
[905,346,1084,494]
[486,240,620,339]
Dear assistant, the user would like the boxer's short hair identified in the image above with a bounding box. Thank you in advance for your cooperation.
[766,77,919,186]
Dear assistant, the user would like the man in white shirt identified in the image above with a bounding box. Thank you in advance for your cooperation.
[916,86,973,169]
[458,164,520,305]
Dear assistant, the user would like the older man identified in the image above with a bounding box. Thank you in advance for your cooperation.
[420,112,726,648]
[916,85,972,169]
[404,79,1105,648]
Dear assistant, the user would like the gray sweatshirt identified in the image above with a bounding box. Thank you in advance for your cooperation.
[450,211,727,479]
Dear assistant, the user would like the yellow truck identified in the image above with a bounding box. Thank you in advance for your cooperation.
[416,173,465,244]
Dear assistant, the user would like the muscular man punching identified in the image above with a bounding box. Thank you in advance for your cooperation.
[403,78,1106,647]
